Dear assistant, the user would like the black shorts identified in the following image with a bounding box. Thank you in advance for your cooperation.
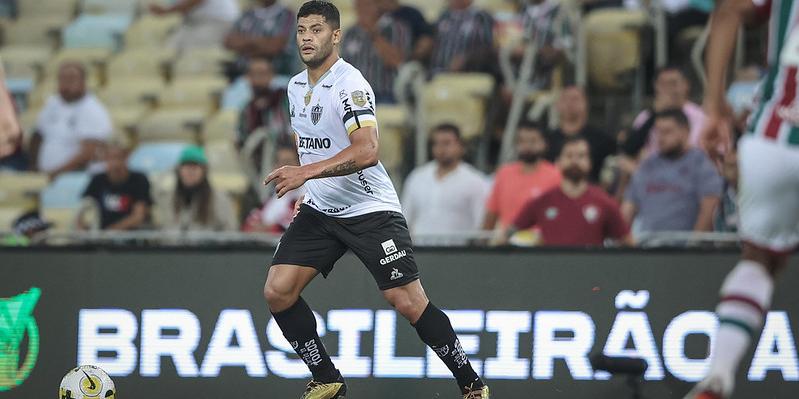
[271,204,420,290]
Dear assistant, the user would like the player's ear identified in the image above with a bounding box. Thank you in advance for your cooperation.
[332,28,342,45]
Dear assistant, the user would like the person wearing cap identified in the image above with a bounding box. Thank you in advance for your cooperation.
[79,141,152,231]
[156,145,239,232]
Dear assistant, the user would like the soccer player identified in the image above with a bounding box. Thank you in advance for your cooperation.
[685,1,799,398]
[262,2,490,399]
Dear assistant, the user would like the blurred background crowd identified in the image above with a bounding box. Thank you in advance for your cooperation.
[0,0,767,247]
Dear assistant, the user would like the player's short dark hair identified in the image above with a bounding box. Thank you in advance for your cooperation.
[431,123,463,142]
[298,1,340,29]
[559,136,591,158]
[654,108,690,129]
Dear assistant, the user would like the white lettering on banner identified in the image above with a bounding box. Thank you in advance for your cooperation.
[73,291,799,383]
[78,309,138,376]
[484,311,531,379]
[329,309,373,377]
[265,311,325,378]
[533,311,595,380]
[748,312,799,381]
[426,310,483,378]
[373,310,424,378]
[662,311,717,382]
[140,309,201,377]
[200,310,267,377]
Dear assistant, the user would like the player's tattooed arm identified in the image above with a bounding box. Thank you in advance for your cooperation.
[318,160,359,178]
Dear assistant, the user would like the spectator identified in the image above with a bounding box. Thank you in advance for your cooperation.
[78,141,152,231]
[29,61,112,179]
[0,66,26,171]
[483,121,561,233]
[377,0,435,62]
[237,57,292,169]
[150,0,240,51]
[341,0,412,103]
[510,137,631,246]
[429,0,494,75]
[156,146,238,232]
[623,66,707,158]
[622,109,723,234]
[546,86,614,183]
[402,124,489,239]
[518,0,574,89]
[224,0,296,76]
[241,146,304,234]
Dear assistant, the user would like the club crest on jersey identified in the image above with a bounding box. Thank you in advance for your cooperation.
[311,104,323,125]
[351,90,367,107]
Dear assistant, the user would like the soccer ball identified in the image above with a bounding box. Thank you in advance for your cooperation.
[59,365,116,399]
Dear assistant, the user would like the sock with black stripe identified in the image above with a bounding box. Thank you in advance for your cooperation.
[707,260,773,378]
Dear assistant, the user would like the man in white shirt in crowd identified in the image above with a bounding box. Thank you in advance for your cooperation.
[30,61,112,179]
[402,123,489,243]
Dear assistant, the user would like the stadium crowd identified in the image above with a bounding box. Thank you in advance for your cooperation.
[0,0,765,247]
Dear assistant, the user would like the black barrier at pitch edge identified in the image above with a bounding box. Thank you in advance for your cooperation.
[1,249,798,399]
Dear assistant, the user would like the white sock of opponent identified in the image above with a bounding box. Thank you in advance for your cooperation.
[707,260,773,380]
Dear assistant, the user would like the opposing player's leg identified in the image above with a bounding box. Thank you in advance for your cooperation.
[336,210,489,398]
[383,280,489,398]
[686,137,799,399]
[265,205,349,399]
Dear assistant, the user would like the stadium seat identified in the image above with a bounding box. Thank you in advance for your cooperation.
[43,48,112,80]
[41,208,78,232]
[430,73,495,98]
[123,14,181,48]
[107,48,174,80]
[375,105,406,178]
[1,16,68,47]
[134,110,205,143]
[0,172,49,207]
[127,142,189,174]
[171,48,234,79]
[40,172,91,209]
[80,0,138,16]
[62,14,134,50]
[205,140,243,174]
[0,47,51,81]
[584,9,648,91]
[157,79,226,110]
[203,109,239,143]
[18,0,78,18]
[475,0,518,15]
[420,73,495,141]
[96,78,164,108]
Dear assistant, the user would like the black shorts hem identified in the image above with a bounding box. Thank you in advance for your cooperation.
[377,273,420,291]
[269,260,329,278]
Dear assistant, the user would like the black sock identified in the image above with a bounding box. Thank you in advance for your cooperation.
[271,296,340,383]
[413,302,483,391]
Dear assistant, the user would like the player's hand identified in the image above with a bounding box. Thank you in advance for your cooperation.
[701,112,732,164]
[264,165,308,199]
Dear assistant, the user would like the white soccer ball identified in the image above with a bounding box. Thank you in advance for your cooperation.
[59,365,116,399]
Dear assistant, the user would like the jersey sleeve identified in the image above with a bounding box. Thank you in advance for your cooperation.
[335,75,378,135]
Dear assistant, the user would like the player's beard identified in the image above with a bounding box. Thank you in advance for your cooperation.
[301,40,334,69]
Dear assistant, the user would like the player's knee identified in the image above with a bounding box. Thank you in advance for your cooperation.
[263,283,297,311]
[384,292,422,320]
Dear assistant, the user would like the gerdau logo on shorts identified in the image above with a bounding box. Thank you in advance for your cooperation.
[380,239,406,266]
[0,287,41,392]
